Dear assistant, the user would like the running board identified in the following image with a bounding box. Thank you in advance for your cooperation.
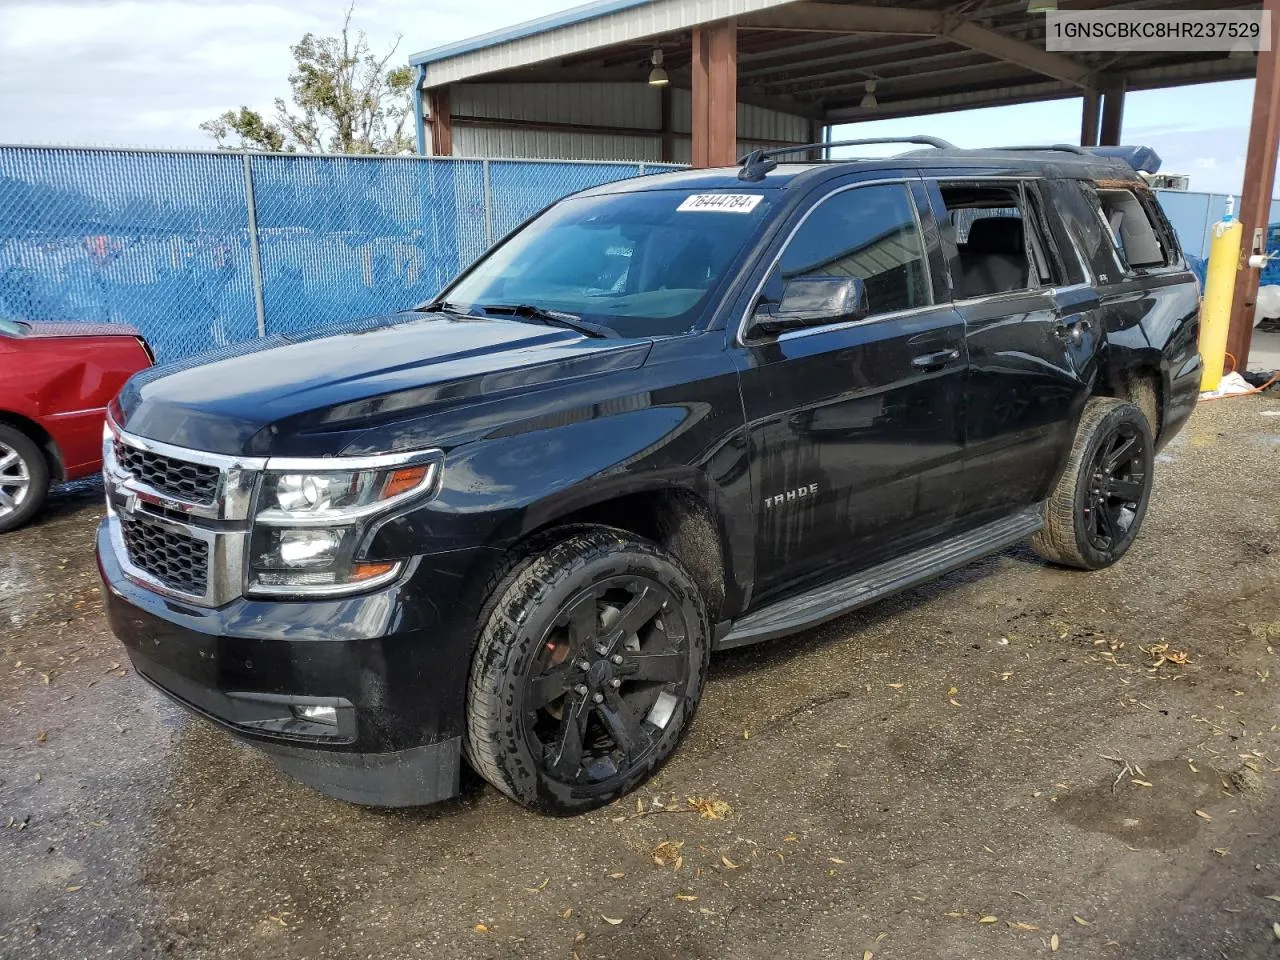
[717,507,1044,650]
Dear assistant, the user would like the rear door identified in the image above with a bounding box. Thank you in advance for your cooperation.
[731,178,967,602]
[927,177,1104,517]
[1050,178,1201,438]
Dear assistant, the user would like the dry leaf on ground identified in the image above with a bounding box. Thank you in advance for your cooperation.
[653,840,685,867]
[688,796,732,820]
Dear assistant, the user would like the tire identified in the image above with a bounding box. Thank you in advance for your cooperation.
[0,425,50,534]
[1031,398,1154,570]
[466,527,709,816]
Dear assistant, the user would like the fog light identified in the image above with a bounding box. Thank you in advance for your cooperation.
[293,704,338,725]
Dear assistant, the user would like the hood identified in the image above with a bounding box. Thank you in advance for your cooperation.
[23,320,142,339]
[115,313,653,456]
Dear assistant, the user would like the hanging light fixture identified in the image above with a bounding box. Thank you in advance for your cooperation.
[1027,0,1058,12]
[860,79,878,110]
[648,49,669,86]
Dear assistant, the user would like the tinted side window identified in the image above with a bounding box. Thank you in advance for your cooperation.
[776,184,930,315]
[935,182,1063,297]
[1056,181,1125,285]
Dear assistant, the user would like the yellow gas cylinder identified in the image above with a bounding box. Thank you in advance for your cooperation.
[1199,212,1244,393]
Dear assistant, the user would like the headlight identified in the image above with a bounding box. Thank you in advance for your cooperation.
[260,463,435,521]
[247,454,440,597]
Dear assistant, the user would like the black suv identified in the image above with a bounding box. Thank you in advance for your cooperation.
[98,139,1202,815]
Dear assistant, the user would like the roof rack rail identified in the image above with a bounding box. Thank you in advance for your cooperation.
[993,144,1088,155]
[738,135,955,182]
[994,143,1162,174]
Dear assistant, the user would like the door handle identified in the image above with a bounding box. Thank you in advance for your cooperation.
[911,348,960,371]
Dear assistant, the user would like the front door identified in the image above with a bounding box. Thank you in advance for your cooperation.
[733,180,967,603]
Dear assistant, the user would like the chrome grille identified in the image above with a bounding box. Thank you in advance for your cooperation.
[119,515,209,596]
[114,441,221,505]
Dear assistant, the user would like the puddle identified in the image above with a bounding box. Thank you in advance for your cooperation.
[1053,758,1235,851]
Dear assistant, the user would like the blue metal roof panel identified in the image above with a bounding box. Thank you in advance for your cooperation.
[409,0,655,66]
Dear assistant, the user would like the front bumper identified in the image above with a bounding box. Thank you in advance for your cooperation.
[97,519,475,807]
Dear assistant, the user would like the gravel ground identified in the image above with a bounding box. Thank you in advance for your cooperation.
[1,394,1278,960]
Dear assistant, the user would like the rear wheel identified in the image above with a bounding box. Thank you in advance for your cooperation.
[0,425,50,534]
[1031,398,1154,570]
[466,528,709,815]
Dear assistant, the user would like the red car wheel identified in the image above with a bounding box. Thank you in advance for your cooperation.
[0,425,50,533]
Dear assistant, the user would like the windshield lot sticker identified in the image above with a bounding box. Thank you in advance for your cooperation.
[677,194,763,213]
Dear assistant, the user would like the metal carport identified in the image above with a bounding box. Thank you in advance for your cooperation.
[408,0,1276,368]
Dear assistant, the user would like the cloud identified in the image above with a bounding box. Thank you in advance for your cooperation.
[0,0,571,149]
[1125,123,1249,195]
[0,0,1259,196]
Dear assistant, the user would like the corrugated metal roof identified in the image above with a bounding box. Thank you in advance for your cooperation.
[408,0,653,67]
[412,0,797,86]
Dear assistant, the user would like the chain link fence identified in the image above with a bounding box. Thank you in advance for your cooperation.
[0,146,668,360]
[3,145,1271,363]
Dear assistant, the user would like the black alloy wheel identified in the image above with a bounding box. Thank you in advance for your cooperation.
[466,528,709,815]
[1081,420,1148,554]
[1031,397,1155,570]
[527,576,688,786]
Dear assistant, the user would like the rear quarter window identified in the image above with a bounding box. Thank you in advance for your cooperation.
[1095,185,1172,270]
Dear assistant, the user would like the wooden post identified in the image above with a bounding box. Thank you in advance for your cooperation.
[1080,87,1101,147]
[691,20,737,167]
[1228,0,1280,371]
[427,88,452,157]
[1099,79,1125,145]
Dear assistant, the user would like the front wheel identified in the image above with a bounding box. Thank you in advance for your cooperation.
[0,425,50,534]
[466,528,709,815]
[1031,397,1155,570]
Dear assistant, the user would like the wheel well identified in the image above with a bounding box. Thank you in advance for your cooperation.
[529,490,728,620]
[1098,367,1161,440]
[0,411,64,481]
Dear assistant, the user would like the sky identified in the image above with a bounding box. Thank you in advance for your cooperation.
[0,0,1259,195]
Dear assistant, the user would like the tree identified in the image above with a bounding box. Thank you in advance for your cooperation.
[200,4,414,155]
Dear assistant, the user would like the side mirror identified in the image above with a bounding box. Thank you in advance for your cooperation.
[752,276,869,335]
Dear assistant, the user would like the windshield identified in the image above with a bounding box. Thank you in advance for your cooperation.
[440,189,773,337]
[0,318,28,338]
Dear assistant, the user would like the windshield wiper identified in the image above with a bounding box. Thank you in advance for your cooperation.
[415,300,477,315]
[476,303,618,339]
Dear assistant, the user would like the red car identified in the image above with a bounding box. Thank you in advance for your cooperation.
[0,319,153,532]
